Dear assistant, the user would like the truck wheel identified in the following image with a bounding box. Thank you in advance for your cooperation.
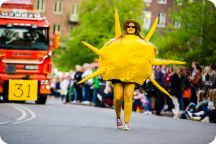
[35,95,47,104]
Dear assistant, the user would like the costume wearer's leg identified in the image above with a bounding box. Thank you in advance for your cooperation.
[123,83,135,123]
[113,83,124,118]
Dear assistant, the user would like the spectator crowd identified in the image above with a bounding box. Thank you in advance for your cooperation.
[50,60,216,123]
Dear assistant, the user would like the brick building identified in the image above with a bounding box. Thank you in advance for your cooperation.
[31,0,179,37]
[144,0,190,30]
[32,0,79,37]
[143,0,175,30]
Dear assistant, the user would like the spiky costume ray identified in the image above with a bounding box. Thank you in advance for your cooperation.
[78,9,186,99]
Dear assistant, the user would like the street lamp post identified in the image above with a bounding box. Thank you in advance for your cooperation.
[199,0,205,46]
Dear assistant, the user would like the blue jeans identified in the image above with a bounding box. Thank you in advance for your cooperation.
[92,88,99,103]
[82,84,91,101]
[178,96,184,111]
[147,97,152,111]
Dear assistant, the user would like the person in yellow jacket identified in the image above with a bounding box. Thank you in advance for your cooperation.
[78,9,185,131]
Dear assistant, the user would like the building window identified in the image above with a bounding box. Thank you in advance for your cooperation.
[174,21,181,28]
[72,3,79,14]
[157,0,167,4]
[36,0,45,12]
[143,11,151,30]
[70,3,79,23]
[173,16,181,28]
[157,13,166,28]
[144,0,152,2]
[176,0,183,5]
[53,24,61,34]
[54,0,63,14]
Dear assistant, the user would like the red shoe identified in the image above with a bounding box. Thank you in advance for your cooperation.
[116,118,122,129]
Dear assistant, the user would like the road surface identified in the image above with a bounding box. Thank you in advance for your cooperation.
[0,97,215,144]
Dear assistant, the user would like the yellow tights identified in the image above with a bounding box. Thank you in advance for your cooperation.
[113,82,135,123]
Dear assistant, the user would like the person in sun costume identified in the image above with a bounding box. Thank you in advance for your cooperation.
[78,9,186,130]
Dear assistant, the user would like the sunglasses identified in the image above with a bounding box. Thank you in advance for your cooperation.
[127,25,136,29]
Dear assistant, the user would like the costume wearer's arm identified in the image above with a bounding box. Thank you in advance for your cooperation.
[153,59,186,66]
[149,77,172,99]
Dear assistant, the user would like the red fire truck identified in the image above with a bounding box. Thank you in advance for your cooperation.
[0,0,59,104]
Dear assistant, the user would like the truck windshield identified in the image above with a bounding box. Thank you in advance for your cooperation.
[0,26,48,50]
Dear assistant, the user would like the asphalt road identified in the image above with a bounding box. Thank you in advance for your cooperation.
[0,97,216,144]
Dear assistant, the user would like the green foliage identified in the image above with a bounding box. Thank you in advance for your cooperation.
[154,0,216,66]
[53,0,144,71]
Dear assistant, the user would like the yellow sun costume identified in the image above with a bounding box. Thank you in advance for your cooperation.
[78,9,185,99]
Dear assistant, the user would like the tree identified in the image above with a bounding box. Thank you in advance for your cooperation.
[53,0,144,71]
[154,0,216,66]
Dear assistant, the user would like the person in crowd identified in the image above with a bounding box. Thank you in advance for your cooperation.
[164,67,174,112]
[202,66,211,94]
[50,77,57,97]
[73,65,83,103]
[142,80,155,114]
[182,68,192,110]
[66,74,75,103]
[92,66,100,105]
[102,82,114,108]
[60,74,70,103]
[81,63,93,104]
[169,66,184,111]
[94,81,114,108]
[180,90,216,123]
[154,66,166,115]
[209,63,216,89]
[55,77,61,97]
[191,61,198,79]
[189,64,203,104]
[133,88,149,113]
